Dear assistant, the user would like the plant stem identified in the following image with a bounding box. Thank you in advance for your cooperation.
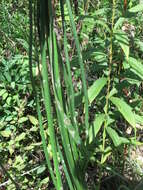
[99,0,116,188]
[101,0,116,160]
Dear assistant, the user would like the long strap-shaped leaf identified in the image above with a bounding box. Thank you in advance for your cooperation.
[65,0,89,132]
[52,33,83,189]
[29,0,57,187]
[59,0,80,164]
[39,0,62,189]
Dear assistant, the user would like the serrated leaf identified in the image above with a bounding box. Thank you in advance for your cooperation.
[88,114,105,143]
[115,30,129,59]
[129,4,143,13]
[8,146,14,155]
[28,115,38,125]
[110,97,136,128]
[88,78,107,104]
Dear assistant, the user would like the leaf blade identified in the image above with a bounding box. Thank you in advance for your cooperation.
[110,97,136,128]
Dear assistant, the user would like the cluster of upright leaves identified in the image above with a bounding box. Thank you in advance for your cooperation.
[29,0,143,189]
[0,1,52,189]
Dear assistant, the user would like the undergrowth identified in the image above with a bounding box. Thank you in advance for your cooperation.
[0,0,143,190]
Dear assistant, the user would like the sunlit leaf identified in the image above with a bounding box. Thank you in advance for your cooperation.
[87,78,107,104]
[18,117,28,123]
[37,165,46,174]
[110,97,136,128]
[114,17,126,30]
[129,4,143,13]
[28,115,38,125]
[1,130,11,138]
[115,30,129,59]
[15,132,26,142]
[128,57,143,79]
[88,114,105,143]
[106,127,120,147]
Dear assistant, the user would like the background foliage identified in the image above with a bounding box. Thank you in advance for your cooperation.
[0,0,143,190]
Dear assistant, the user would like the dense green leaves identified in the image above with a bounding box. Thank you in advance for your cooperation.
[1,0,143,189]
[114,30,129,59]
[128,57,143,79]
[129,4,143,13]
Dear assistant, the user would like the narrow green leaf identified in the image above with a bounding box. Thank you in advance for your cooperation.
[66,0,89,132]
[110,97,136,128]
[88,77,107,104]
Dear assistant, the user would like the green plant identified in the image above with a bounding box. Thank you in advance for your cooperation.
[28,0,143,189]
[1,0,143,189]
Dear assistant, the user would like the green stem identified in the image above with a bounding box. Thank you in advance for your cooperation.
[99,0,116,188]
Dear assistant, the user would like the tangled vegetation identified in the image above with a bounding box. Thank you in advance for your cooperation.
[0,0,143,189]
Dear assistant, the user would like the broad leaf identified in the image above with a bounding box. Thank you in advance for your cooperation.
[106,127,120,147]
[37,165,46,174]
[0,89,6,96]
[88,114,105,143]
[18,117,28,123]
[1,130,11,138]
[110,97,136,128]
[28,115,38,125]
[128,57,143,79]
[114,17,126,30]
[88,78,107,104]
[15,132,26,142]
[135,114,143,126]
[101,146,112,164]
[106,127,129,147]
[129,4,143,13]
[115,30,129,59]
[94,20,111,33]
